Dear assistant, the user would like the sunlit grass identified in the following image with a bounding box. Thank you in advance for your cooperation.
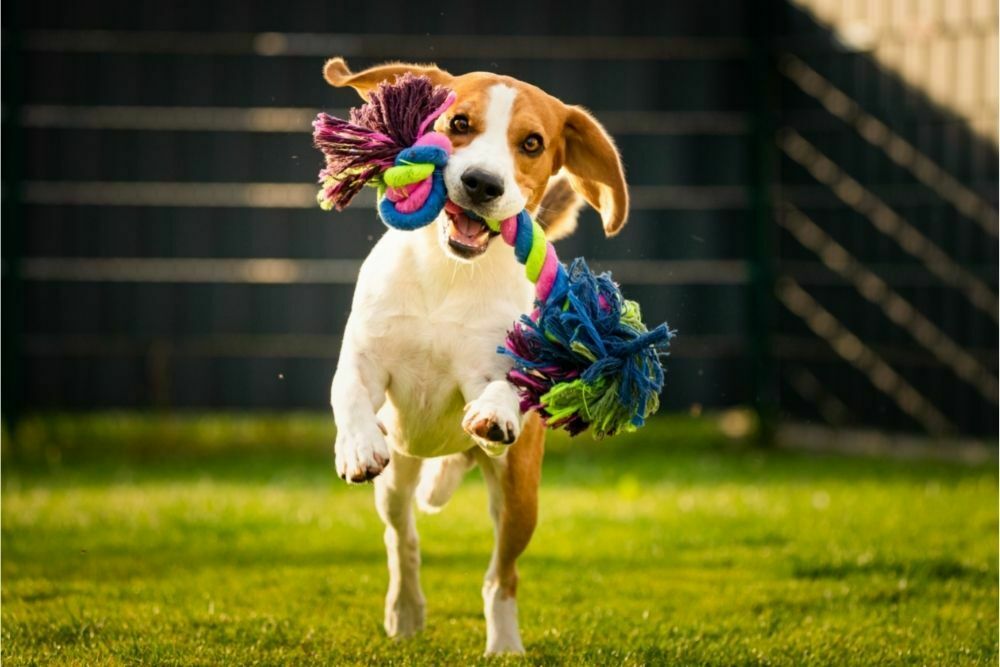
[2,413,997,665]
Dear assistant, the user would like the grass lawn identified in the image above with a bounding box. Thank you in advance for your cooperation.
[2,413,997,665]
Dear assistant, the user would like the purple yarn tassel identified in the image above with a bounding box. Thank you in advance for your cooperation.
[313,74,452,210]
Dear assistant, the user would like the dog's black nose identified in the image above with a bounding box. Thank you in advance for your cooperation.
[460,168,505,204]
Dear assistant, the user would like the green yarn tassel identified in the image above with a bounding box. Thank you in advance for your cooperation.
[540,374,661,439]
[535,299,664,438]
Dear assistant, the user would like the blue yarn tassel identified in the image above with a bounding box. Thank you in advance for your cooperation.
[502,258,673,437]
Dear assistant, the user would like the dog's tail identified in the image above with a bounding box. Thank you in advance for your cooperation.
[415,451,476,514]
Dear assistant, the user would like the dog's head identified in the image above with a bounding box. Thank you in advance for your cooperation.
[324,58,628,261]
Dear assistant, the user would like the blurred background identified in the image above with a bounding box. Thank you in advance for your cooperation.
[2,1,998,439]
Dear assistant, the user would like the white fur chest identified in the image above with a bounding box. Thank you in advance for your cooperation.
[344,222,533,457]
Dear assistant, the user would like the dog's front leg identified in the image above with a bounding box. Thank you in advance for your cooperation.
[330,340,390,483]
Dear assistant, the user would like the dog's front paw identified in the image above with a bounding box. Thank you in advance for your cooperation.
[462,397,521,446]
[335,425,390,484]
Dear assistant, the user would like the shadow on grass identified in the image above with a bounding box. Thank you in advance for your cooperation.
[792,555,994,584]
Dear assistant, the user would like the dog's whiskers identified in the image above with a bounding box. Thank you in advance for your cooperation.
[449,250,461,285]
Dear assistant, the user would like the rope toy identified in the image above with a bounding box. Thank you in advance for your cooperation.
[314,74,673,438]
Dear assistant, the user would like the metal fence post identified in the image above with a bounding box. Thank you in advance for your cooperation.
[2,16,25,451]
[745,0,780,445]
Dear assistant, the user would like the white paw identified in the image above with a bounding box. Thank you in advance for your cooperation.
[483,582,524,655]
[334,423,390,484]
[385,593,425,638]
[462,397,521,446]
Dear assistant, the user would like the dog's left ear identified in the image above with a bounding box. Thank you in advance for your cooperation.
[324,57,453,100]
[561,106,629,236]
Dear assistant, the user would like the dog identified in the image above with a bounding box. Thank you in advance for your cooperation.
[324,57,628,655]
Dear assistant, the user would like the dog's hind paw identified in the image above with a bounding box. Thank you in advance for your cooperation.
[384,593,425,639]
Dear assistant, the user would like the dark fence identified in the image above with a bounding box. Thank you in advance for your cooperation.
[774,3,998,436]
[2,1,997,437]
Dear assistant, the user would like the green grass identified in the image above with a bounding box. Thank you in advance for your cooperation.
[2,413,997,666]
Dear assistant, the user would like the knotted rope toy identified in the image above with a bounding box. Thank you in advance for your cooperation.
[314,74,673,438]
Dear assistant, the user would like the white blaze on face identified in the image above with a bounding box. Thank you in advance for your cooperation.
[444,84,526,220]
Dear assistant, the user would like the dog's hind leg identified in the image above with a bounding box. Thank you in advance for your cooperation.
[374,449,425,638]
[415,450,476,514]
[475,412,545,655]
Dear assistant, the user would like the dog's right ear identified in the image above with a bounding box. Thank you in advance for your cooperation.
[323,58,453,100]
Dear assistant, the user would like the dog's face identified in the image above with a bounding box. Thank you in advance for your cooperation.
[324,59,629,262]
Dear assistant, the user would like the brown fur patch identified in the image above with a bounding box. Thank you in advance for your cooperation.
[536,175,584,241]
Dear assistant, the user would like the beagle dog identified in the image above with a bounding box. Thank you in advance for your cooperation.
[325,57,628,655]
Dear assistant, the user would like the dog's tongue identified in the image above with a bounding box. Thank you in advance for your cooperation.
[452,211,488,241]
[446,202,490,247]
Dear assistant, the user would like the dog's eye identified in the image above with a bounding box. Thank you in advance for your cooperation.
[450,115,470,134]
[521,133,544,155]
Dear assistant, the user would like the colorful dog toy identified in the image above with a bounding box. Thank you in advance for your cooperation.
[314,74,673,438]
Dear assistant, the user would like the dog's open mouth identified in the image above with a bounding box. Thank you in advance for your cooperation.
[444,201,498,259]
